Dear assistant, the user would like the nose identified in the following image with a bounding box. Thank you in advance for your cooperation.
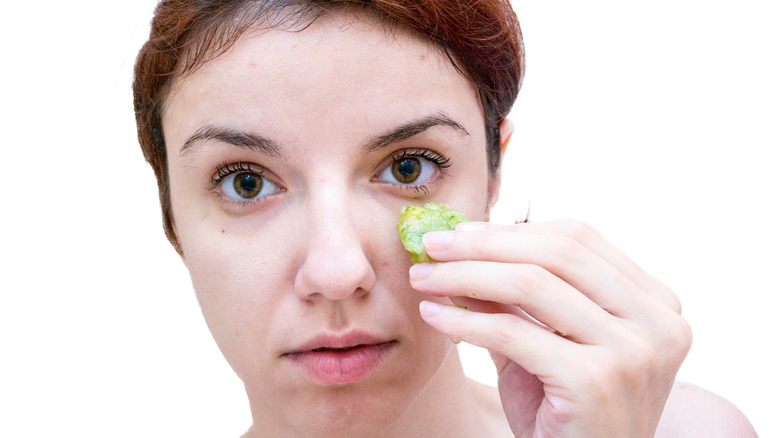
[294,194,377,302]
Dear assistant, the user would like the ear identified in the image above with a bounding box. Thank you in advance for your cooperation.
[499,118,514,157]
[487,118,514,211]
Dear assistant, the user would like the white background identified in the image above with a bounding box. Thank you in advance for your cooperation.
[1,1,777,436]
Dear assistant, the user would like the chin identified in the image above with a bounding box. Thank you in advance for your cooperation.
[246,337,456,437]
[247,381,412,438]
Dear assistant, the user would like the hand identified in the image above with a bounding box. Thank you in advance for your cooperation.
[410,220,692,438]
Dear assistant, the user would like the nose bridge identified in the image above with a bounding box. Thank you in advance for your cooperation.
[295,178,376,301]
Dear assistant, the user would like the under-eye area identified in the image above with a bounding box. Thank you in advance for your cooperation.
[397,202,468,263]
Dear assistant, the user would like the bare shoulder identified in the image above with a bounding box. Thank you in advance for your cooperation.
[655,381,757,437]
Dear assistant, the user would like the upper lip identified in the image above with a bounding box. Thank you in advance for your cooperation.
[284,331,394,355]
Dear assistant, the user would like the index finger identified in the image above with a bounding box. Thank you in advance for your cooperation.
[425,220,682,314]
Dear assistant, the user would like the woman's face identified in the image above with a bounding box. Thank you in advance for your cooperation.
[162,11,497,431]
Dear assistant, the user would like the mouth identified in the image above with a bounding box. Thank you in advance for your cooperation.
[311,345,370,352]
[284,333,397,385]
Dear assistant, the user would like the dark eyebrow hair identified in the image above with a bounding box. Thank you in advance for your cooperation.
[363,113,470,153]
[179,125,282,157]
[179,113,467,157]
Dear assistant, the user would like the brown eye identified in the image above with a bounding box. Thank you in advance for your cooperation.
[376,151,440,187]
[392,158,422,183]
[215,162,281,203]
[233,172,263,198]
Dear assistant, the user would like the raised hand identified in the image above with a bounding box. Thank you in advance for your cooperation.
[410,220,692,438]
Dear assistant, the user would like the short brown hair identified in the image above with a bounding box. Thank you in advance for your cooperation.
[133,0,525,253]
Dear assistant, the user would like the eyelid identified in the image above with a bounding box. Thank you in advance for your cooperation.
[373,148,451,195]
[210,161,283,206]
[388,149,451,169]
[210,161,261,187]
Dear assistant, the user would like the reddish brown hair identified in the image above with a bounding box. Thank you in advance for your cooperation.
[133,0,524,253]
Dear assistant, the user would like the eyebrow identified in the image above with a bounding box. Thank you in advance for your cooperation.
[179,125,282,157]
[179,112,469,157]
[363,113,470,153]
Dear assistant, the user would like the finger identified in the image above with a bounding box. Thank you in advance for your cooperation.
[418,300,572,376]
[448,295,551,333]
[463,220,681,313]
[422,226,658,319]
[411,261,622,344]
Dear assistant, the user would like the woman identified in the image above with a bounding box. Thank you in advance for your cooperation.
[133,1,755,436]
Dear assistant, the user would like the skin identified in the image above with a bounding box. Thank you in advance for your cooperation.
[163,12,508,438]
[160,9,756,438]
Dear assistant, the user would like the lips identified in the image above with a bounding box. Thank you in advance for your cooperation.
[283,332,397,385]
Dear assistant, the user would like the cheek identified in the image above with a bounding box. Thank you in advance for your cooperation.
[181,227,290,368]
[187,241,280,314]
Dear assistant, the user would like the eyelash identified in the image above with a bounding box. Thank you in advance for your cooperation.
[391,149,451,169]
[209,161,282,208]
[384,149,451,195]
[208,148,451,204]
[210,161,258,188]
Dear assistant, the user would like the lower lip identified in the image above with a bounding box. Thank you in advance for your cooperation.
[286,342,397,385]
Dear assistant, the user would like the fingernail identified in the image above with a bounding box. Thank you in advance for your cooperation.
[409,263,434,281]
[423,231,454,250]
[419,300,443,318]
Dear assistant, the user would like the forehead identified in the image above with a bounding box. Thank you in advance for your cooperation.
[162,10,483,153]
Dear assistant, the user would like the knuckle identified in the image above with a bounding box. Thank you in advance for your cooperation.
[626,338,657,371]
[511,263,551,294]
[679,318,694,351]
[492,314,524,348]
[665,314,694,359]
[549,234,588,264]
[558,219,599,243]
[604,331,659,379]
[465,322,519,362]
[576,346,654,408]
[665,291,683,314]
[472,233,493,258]
[545,399,578,425]
[645,310,693,363]
[577,352,616,393]
[617,319,691,378]
[647,278,683,314]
